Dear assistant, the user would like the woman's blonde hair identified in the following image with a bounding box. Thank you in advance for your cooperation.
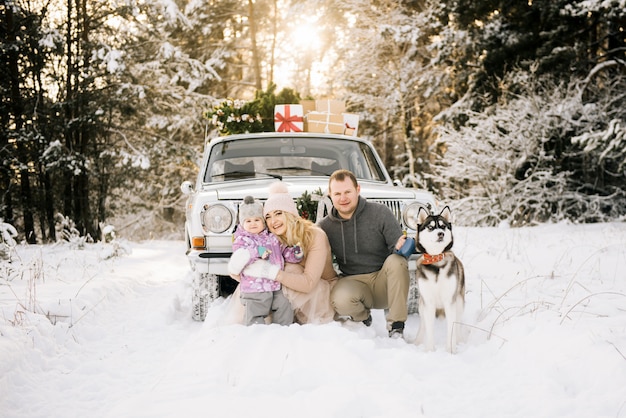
[275,211,316,250]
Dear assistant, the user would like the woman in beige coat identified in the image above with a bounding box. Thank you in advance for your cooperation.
[230,181,337,324]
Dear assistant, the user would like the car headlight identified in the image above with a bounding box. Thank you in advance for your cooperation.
[201,204,233,233]
[403,202,429,231]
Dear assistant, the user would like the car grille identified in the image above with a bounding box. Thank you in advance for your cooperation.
[372,199,403,225]
[236,198,407,228]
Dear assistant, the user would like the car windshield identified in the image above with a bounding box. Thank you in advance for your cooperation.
[204,136,387,183]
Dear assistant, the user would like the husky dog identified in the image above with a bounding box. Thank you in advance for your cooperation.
[414,206,465,353]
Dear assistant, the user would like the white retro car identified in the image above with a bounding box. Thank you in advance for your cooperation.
[181,132,437,321]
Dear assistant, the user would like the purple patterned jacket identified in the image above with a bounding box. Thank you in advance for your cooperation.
[232,228,301,293]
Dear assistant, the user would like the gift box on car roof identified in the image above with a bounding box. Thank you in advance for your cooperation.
[274,104,304,132]
[315,99,345,114]
[306,112,345,134]
[342,113,359,136]
[300,100,316,115]
[299,99,359,136]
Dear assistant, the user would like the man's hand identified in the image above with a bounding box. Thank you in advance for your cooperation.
[395,234,407,251]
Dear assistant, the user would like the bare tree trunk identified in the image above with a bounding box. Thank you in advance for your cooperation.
[0,178,12,225]
[393,66,417,187]
[381,116,395,171]
[5,4,37,243]
[268,0,278,84]
[18,160,36,243]
[248,0,262,90]
[64,0,75,222]
[42,171,56,241]
[60,0,96,239]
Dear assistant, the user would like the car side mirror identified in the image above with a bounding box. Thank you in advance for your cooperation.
[181,181,194,195]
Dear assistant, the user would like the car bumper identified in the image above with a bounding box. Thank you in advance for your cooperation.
[188,249,421,276]
[187,249,232,276]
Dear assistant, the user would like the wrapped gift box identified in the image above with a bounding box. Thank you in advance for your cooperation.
[343,113,359,136]
[301,100,316,131]
[315,99,345,114]
[306,112,344,134]
[274,104,304,132]
[300,100,316,115]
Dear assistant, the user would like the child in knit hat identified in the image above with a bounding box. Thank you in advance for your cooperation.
[228,195,302,325]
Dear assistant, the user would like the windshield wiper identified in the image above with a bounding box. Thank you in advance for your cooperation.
[215,171,282,180]
[258,172,283,180]
[271,166,307,171]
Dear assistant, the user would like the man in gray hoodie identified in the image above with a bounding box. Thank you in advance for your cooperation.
[318,169,409,338]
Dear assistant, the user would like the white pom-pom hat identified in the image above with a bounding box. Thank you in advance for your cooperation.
[263,182,298,216]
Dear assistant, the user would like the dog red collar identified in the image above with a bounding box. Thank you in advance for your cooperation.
[421,253,445,265]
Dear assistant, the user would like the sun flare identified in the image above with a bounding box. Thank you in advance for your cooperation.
[289,23,322,51]
[273,17,327,95]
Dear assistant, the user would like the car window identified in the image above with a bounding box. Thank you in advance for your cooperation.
[204,136,387,183]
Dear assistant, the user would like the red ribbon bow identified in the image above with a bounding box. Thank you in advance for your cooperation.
[275,106,303,132]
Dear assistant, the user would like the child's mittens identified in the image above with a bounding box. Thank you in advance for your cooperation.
[228,248,251,275]
[293,242,304,260]
[243,259,280,280]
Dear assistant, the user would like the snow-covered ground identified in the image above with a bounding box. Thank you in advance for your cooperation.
[1,222,625,418]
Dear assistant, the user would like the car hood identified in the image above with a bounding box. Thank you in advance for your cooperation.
[205,177,432,201]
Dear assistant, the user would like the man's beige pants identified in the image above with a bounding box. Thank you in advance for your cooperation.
[330,254,409,327]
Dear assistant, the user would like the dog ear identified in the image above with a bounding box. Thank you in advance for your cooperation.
[440,206,452,222]
[417,207,429,225]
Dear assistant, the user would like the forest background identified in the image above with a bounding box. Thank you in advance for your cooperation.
[1,0,625,244]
